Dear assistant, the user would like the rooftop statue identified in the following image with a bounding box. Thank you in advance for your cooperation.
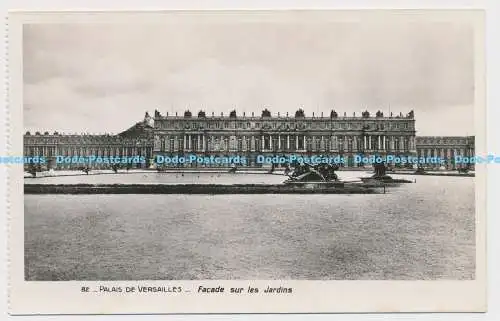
[330,110,338,118]
[143,112,154,127]
[376,110,384,117]
[229,110,237,118]
[407,110,414,118]
[198,110,206,118]
[295,108,305,118]
[261,108,271,117]
[362,110,370,118]
[184,110,192,118]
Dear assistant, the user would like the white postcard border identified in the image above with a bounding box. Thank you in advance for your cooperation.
[7,10,487,314]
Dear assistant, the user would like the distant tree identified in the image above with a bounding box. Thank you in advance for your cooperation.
[27,163,38,177]
[82,166,90,175]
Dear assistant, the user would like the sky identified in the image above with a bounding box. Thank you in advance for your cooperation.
[23,13,476,136]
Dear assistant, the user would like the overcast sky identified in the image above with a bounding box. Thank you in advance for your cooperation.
[23,14,476,136]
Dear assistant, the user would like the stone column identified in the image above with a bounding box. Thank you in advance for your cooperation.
[278,135,281,150]
[287,135,290,150]
[364,136,367,150]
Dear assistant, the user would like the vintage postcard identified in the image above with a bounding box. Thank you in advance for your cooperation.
[7,10,486,314]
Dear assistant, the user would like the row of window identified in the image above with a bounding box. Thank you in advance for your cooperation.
[156,121,412,130]
[417,148,474,156]
[24,147,151,157]
[158,136,411,152]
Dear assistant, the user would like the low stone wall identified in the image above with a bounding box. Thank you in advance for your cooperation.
[24,183,381,194]
[401,172,475,177]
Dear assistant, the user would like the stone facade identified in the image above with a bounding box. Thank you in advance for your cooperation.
[23,109,474,170]
[153,109,417,167]
[23,113,154,170]
[416,136,475,169]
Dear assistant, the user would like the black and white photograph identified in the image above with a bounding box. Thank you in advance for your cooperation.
[8,9,487,314]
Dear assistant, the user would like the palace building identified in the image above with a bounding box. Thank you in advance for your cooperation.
[152,109,417,167]
[23,109,474,170]
[415,136,475,169]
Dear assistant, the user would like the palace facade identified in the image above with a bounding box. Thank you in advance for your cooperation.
[23,109,474,170]
[153,109,416,167]
[416,136,475,169]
